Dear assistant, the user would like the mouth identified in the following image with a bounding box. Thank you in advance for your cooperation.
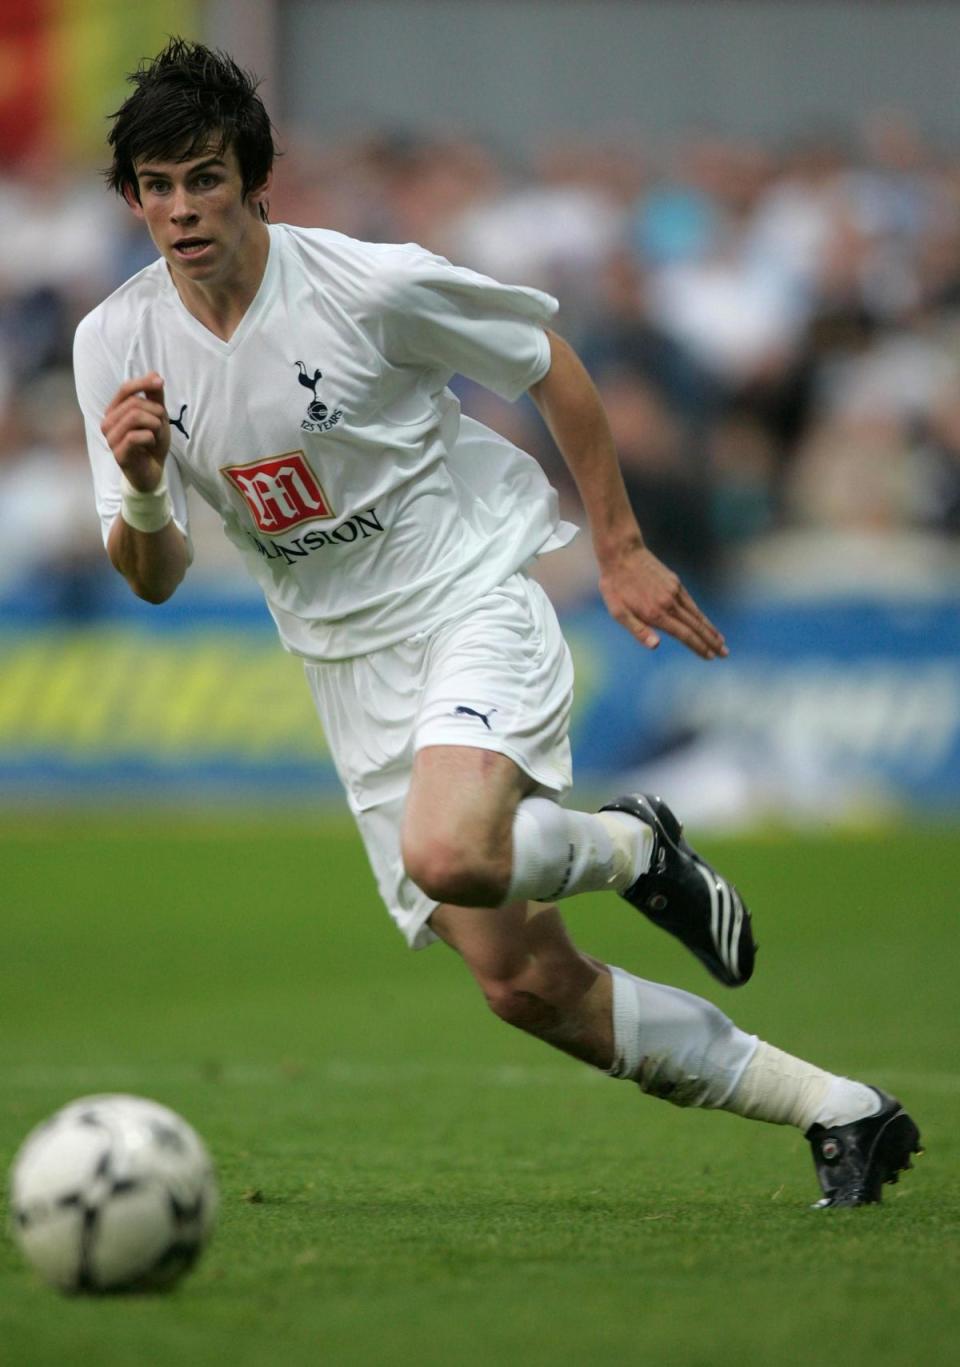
[172,237,213,260]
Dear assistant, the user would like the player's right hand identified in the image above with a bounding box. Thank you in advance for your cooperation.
[101,374,171,492]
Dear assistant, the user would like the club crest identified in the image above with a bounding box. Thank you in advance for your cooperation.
[294,361,343,433]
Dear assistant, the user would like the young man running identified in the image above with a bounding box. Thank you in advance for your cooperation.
[74,39,920,1208]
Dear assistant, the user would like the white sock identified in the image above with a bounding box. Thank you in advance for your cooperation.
[597,810,655,890]
[606,966,879,1131]
[812,1076,882,1129]
[727,1041,882,1131]
[504,798,653,905]
[607,965,757,1107]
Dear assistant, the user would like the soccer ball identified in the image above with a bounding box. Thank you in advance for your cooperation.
[8,1094,218,1294]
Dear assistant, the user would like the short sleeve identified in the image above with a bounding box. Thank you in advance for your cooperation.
[376,247,558,402]
[73,313,192,554]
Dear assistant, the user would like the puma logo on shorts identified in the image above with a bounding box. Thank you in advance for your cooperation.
[453,705,498,730]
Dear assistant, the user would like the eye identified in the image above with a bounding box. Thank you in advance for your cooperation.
[194,173,219,189]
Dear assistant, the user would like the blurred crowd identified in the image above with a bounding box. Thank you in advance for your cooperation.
[5,110,960,615]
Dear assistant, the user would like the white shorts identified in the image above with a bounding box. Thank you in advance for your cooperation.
[304,572,574,949]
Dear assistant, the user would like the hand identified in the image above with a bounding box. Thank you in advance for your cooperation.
[100,373,171,492]
[599,543,728,661]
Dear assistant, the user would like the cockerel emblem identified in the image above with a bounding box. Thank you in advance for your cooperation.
[294,361,328,422]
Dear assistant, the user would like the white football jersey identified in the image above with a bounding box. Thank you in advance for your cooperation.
[74,224,576,659]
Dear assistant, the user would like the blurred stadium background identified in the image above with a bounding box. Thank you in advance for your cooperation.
[2,0,960,826]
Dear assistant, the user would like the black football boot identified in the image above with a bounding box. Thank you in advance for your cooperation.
[599,793,756,987]
[805,1088,922,1208]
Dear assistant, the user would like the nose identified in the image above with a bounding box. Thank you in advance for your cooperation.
[169,188,199,224]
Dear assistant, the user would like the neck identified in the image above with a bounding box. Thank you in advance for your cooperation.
[169,220,270,342]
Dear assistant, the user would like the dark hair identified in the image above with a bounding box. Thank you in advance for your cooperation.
[106,38,278,218]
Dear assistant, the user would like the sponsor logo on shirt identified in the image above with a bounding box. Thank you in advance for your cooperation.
[221,450,334,533]
[294,360,343,433]
[245,506,385,565]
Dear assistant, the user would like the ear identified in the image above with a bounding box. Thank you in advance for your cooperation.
[247,168,273,218]
[122,183,145,220]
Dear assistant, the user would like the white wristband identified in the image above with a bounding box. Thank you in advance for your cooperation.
[120,472,174,533]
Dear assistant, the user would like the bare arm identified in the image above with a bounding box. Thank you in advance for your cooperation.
[101,373,189,604]
[528,330,726,660]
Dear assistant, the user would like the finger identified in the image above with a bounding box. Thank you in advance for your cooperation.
[618,592,717,657]
[676,587,728,652]
[670,602,727,655]
[142,377,166,407]
[660,615,719,660]
[101,400,166,437]
[639,594,715,656]
[125,429,161,450]
[615,607,660,651]
[106,424,163,462]
[653,599,726,658]
[104,374,165,414]
[121,397,167,419]
[104,400,165,428]
[105,411,164,444]
[644,598,710,643]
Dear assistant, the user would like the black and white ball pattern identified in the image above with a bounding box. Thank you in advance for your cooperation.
[8,1094,217,1293]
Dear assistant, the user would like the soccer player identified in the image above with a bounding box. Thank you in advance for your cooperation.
[74,39,919,1208]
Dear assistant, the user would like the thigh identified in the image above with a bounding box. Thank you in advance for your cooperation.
[404,575,574,876]
[305,574,572,819]
[402,743,533,877]
[414,573,574,802]
[303,574,573,944]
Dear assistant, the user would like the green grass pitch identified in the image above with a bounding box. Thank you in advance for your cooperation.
[0,811,957,1366]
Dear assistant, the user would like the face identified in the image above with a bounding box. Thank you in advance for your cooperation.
[129,143,268,288]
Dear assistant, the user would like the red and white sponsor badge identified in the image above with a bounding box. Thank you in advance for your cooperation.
[221,451,334,533]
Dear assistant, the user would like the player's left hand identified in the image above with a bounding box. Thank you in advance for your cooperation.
[599,543,728,660]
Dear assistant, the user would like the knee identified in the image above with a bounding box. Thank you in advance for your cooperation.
[481,976,552,1032]
[403,835,510,907]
